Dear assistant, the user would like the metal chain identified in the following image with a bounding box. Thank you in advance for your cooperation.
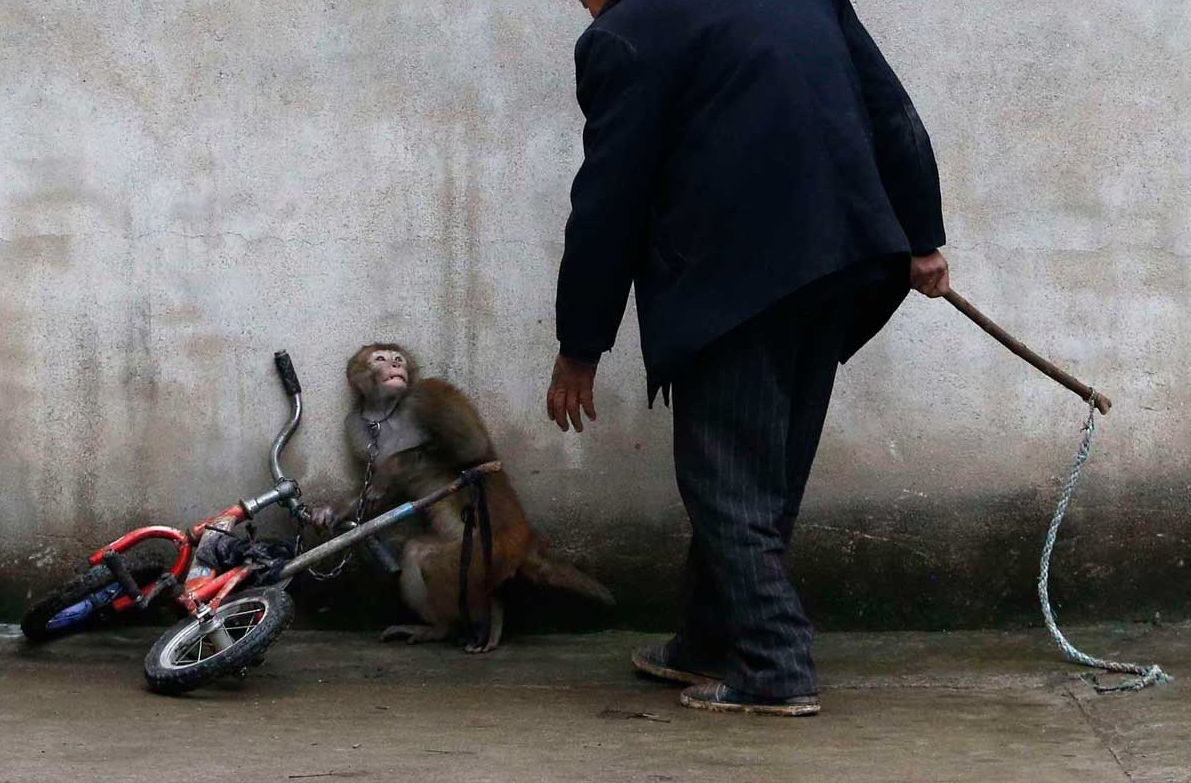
[295,419,384,582]
[1038,395,1172,692]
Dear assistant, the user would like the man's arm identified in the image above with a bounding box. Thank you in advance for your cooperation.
[549,26,667,432]
[835,0,946,256]
[555,26,667,363]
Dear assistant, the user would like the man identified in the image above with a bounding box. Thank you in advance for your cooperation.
[546,0,950,716]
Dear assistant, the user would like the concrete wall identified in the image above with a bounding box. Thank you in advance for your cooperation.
[1,0,1188,630]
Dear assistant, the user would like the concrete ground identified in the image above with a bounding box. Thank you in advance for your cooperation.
[0,622,1187,783]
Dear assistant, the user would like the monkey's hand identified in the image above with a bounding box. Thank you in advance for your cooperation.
[306,502,340,530]
[547,353,598,433]
[364,484,389,503]
[363,470,393,504]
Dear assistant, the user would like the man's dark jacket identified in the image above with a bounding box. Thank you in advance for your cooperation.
[555,0,946,397]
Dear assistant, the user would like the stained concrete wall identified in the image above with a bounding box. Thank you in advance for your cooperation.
[1,0,1188,630]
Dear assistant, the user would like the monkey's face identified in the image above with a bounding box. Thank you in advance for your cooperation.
[365,349,410,397]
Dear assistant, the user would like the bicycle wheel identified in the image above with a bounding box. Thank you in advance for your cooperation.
[144,586,294,694]
[21,556,166,644]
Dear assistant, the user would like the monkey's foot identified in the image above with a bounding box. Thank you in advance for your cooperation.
[379,624,450,644]
[463,612,501,654]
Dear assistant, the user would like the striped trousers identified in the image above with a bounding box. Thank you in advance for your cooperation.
[671,293,853,699]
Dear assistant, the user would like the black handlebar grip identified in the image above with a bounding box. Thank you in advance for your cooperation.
[102,551,146,608]
[274,350,302,396]
[362,537,402,575]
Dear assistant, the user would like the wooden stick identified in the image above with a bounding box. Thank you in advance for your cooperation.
[943,290,1112,415]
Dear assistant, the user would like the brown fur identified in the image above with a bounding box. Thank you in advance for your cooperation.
[318,343,613,653]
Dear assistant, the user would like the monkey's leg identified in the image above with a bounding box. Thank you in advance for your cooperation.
[457,543,501,653]
[424,495,466,541]
[380,539,451,644]
[464,598,504,654]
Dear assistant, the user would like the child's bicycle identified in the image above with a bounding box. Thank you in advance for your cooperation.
[19,350,499,694]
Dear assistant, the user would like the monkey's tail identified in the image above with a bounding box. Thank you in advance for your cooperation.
[518,550,615,606]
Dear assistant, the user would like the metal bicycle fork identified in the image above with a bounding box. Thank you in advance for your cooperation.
[193,604,237,653]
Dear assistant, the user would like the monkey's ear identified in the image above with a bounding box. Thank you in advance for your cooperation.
[404,351,420,386]
[348,371,371,397]
[346,344,380,391]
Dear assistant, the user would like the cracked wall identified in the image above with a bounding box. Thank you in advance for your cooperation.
[1,0,1188,630]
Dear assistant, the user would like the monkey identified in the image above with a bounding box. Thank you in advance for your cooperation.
[309,342,614,653]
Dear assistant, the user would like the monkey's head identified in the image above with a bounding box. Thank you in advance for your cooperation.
[346,343,420,405]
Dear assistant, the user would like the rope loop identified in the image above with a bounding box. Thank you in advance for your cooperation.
[1038,398,1172,692]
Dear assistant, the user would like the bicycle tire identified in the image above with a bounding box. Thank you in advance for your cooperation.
[144,586,294,694]
[21,556,166,644]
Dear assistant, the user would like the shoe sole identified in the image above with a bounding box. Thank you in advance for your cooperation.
[679,691,821,717]
[631,650,720,686]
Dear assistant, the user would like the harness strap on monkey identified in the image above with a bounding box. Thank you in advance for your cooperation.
[458,474,495,647]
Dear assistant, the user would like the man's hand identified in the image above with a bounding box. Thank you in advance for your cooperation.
[910,250,950,298]
[547,353,598,433]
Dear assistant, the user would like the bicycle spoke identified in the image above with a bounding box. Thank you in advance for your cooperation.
[161,597,274,670]
[222,606,266,637]
[174,635,204,665]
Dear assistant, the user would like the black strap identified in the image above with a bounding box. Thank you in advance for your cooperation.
[457,475,494,647]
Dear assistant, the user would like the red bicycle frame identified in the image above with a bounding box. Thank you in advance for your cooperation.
[88,504,260,614]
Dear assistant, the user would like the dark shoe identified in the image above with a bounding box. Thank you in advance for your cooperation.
[679,682,821,716]
[631,639,723,685]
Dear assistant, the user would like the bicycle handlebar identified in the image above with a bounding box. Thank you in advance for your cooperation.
[274,350,302,396]
[268,349,304,487]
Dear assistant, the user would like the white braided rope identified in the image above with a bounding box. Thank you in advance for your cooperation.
[1038,397,1172,692]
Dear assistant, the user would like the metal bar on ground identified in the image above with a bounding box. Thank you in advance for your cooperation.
[277,461,502,580]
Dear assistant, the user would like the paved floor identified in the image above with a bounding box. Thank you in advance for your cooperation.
[0,622,1187,782]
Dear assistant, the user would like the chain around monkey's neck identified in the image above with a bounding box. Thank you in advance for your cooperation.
[360,394,403,426]
[353,391,429,463]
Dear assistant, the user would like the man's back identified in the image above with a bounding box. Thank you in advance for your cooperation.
[558,0,945,382]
